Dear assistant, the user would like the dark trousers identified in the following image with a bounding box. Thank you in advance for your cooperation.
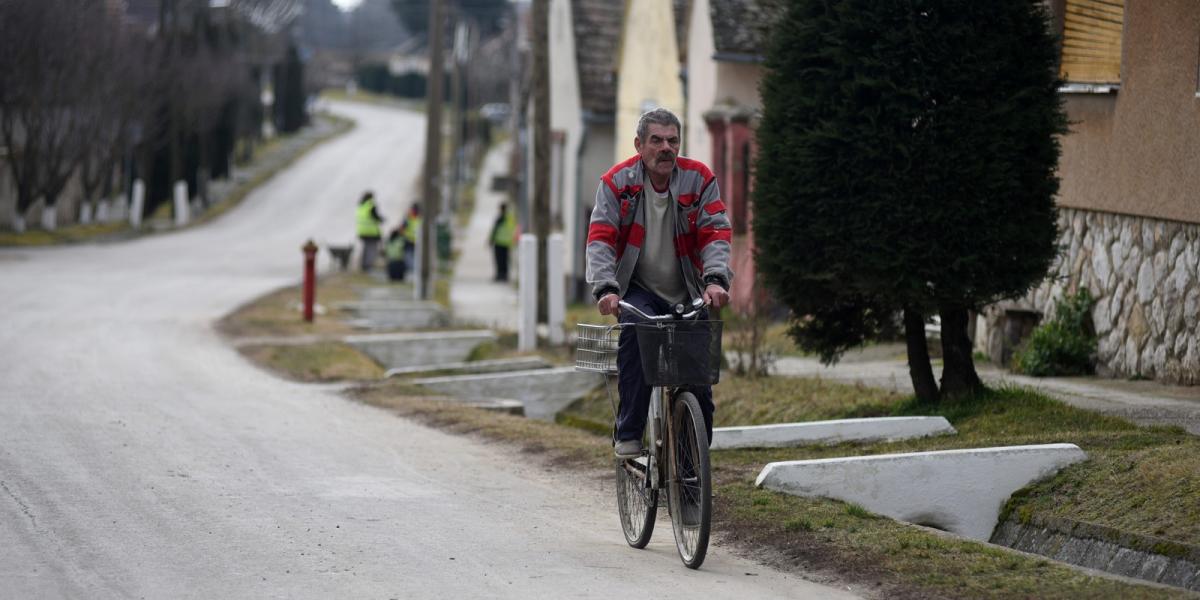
[616,284,714,444]
[493,244,510,281]
[360,237,380,271]
[386,259,406,281]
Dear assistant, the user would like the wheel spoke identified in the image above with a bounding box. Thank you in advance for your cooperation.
[668,393,711,568]
[616,456,656,548]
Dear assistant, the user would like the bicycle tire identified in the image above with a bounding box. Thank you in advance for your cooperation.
[615,455,657,548]
[668,391,711,569]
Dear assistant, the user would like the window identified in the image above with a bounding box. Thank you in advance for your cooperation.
[1059,0,1124,91]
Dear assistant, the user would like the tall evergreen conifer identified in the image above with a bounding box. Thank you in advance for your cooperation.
[754,0,1067,401]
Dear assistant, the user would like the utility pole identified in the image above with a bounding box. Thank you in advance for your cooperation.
[531,0,550,326]
[449,19,466,216]
[420,0,445,301]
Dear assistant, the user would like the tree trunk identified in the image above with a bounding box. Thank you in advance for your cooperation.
[904,307,939,403]
[939,305,984,399]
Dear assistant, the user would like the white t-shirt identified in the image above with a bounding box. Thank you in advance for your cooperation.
[632,175,687,304]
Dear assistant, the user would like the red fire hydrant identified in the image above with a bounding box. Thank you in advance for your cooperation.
[302,240,318,323]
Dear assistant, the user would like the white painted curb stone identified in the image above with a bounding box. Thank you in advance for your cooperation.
[711,416,956,450]
[755,443,1087,541]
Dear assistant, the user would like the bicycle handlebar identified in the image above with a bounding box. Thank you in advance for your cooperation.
[617,297,705,321]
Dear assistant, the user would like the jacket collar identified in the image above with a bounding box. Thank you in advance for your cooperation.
[633,158,682,202]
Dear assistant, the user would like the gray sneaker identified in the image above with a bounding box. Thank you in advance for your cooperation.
[614,439,643,458]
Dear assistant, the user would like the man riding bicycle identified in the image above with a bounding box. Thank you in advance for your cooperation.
[585,108,734,458]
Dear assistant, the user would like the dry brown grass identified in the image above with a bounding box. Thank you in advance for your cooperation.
[217,272,389,339]
[239,342,384,382]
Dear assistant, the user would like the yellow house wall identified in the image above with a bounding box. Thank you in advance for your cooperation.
[615,0,685,163]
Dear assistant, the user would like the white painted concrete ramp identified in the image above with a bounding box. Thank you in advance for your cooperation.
[385,356,550,377]
[344,330,494,369]
[413,367,603,420]
[711,416,955,450]
[756,443,1087,540]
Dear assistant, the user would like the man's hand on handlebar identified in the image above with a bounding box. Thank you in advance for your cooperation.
[598,293,621,316]
[703,284,730,310]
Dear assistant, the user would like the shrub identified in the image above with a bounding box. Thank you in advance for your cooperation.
[1013,289,1097,376]
[753,0,1066,401]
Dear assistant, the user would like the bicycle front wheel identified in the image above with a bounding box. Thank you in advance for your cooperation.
[615,455,657,548]
[668,391,711,569]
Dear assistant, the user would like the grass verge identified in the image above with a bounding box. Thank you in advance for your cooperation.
[0,221,129,247]
[240,341,383,382]
[345,377,1185,599]
[217,271,397,339]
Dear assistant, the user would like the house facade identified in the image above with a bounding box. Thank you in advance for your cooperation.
[535,0,622,300]
[685,0,778,313]
[613,0,685,164]
[978,0,1199,384]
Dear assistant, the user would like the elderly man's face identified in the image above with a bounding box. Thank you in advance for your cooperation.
[635,123,680,182]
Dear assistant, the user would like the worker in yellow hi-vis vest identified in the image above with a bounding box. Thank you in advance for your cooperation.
[490,202,515,282]
[356,191,385,272]
[401,204,422,277]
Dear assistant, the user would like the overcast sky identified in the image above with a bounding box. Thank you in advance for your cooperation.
[330,0,360,10]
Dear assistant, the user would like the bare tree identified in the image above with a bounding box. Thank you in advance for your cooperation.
[75,13,154,221]
[0,0,99,229]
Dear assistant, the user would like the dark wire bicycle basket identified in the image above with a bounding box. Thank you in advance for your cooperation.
[635,320,723,386]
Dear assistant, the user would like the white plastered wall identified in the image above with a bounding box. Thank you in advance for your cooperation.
[684,0,717,167]
[549,0,584,283]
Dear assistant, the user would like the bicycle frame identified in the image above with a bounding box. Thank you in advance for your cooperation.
[589,298,714,568]
[612,298,704,494]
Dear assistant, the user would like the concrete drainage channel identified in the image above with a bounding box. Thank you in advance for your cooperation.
[992,517,1200,590]
[342,286,605,421]
[713,411,1200,588]
[342,285,1197,591]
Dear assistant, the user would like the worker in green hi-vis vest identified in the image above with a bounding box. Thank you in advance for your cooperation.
[490,202,516,282]
[385,225,406,282]
[355,191,385,272]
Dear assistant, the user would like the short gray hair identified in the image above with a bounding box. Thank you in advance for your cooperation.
[636,108,682,140]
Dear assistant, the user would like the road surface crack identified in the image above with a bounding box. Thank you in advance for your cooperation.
[0,479,37,527]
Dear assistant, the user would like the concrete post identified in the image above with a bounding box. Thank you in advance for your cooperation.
[173,180,189,226]
[40,206,57,231]
[547,233,564,345]
[519,234,538,351]
[130,179,145,228]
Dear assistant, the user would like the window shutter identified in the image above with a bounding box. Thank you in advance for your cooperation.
[1060,0,1124,84]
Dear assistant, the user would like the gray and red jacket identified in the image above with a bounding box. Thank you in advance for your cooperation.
[585,155,733,301]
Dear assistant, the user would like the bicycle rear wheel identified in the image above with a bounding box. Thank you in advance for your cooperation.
[668,392,711,569]
[615,455,657,548]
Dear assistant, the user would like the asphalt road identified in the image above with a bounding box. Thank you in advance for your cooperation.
[0,102,859,599]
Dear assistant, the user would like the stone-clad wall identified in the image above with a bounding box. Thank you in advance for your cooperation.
[980,208,1199,385]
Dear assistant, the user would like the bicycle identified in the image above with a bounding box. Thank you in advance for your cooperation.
[575,298,723,569]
